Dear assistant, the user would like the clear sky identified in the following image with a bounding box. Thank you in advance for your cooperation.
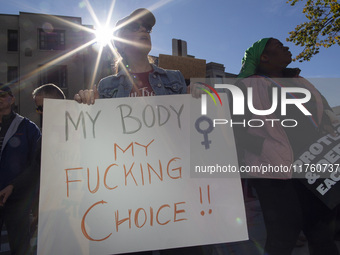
[2,0,340,104]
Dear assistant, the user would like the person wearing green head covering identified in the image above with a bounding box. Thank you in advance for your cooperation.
[238,37,301,79]
[238,38,271,78]
[233,38,339,255]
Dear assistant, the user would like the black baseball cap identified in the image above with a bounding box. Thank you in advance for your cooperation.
[115,8,156,33]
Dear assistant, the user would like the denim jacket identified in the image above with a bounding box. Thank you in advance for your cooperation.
[97,64,187,98]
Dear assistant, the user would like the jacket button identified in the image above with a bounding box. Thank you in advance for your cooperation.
[172,85,177,89]
[153,74,157,78]
[157,83,162,88]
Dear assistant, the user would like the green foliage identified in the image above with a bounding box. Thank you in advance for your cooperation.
[286,0,340,62]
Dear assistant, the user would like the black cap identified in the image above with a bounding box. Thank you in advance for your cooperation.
[115,8,156,33]
[0,84,13,96]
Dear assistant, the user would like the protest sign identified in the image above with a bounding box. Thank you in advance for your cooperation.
[38,94,247,255]
[293,123,340,209]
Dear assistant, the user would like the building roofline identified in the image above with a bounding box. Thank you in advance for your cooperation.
[0,13,19,17]
[18,11,82,20]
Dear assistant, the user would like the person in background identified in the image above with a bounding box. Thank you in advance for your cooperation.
[0,84,41,255]
[30,83,66,245]
[32,83,66,110]
[1,83,66,254]
[234,37,339,255]
[32,83,66,126]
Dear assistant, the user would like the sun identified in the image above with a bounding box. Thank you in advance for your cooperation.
[21,0,173,90]
[94,26,114,46]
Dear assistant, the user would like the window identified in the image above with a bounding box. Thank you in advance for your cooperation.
[39,29,65,50]
[8,30,18,52]
[7,66,18,83]
[39,65,67,90]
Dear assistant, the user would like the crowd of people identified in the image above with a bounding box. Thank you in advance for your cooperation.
[0,7,339,255]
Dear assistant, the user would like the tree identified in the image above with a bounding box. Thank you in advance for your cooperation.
[286,0,340,62]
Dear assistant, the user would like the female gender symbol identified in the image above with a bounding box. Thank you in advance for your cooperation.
[195,116,214,149]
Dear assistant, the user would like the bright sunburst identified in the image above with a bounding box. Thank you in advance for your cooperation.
[17,0,174,91]
[94,26,114,46]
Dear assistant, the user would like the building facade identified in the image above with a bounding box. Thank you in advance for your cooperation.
[0,12,113,125]
[0,14,237,127]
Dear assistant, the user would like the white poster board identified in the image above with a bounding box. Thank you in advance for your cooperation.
[38,94,247,255]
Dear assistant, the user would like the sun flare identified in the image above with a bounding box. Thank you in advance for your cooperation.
[94,26,114,46]
[17,0,174,91]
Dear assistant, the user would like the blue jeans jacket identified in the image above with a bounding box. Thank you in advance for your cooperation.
[97,64,187,98]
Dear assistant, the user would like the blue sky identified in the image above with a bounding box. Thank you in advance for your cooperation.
[2,0,340,104]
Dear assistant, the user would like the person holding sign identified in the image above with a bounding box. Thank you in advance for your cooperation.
[74,8,187,104]
[74,8,210,255]
[234,38,339,255]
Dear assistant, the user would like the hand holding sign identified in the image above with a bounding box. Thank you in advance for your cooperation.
[74,84,99,105]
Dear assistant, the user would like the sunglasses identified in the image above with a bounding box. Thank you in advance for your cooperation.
[36,105,43,113]
[124,22,152,33]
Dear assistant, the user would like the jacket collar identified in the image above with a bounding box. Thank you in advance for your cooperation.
[115,64,167,78]
[1,111,15,125]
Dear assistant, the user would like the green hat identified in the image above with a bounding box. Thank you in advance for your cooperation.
[238,38,271,78]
